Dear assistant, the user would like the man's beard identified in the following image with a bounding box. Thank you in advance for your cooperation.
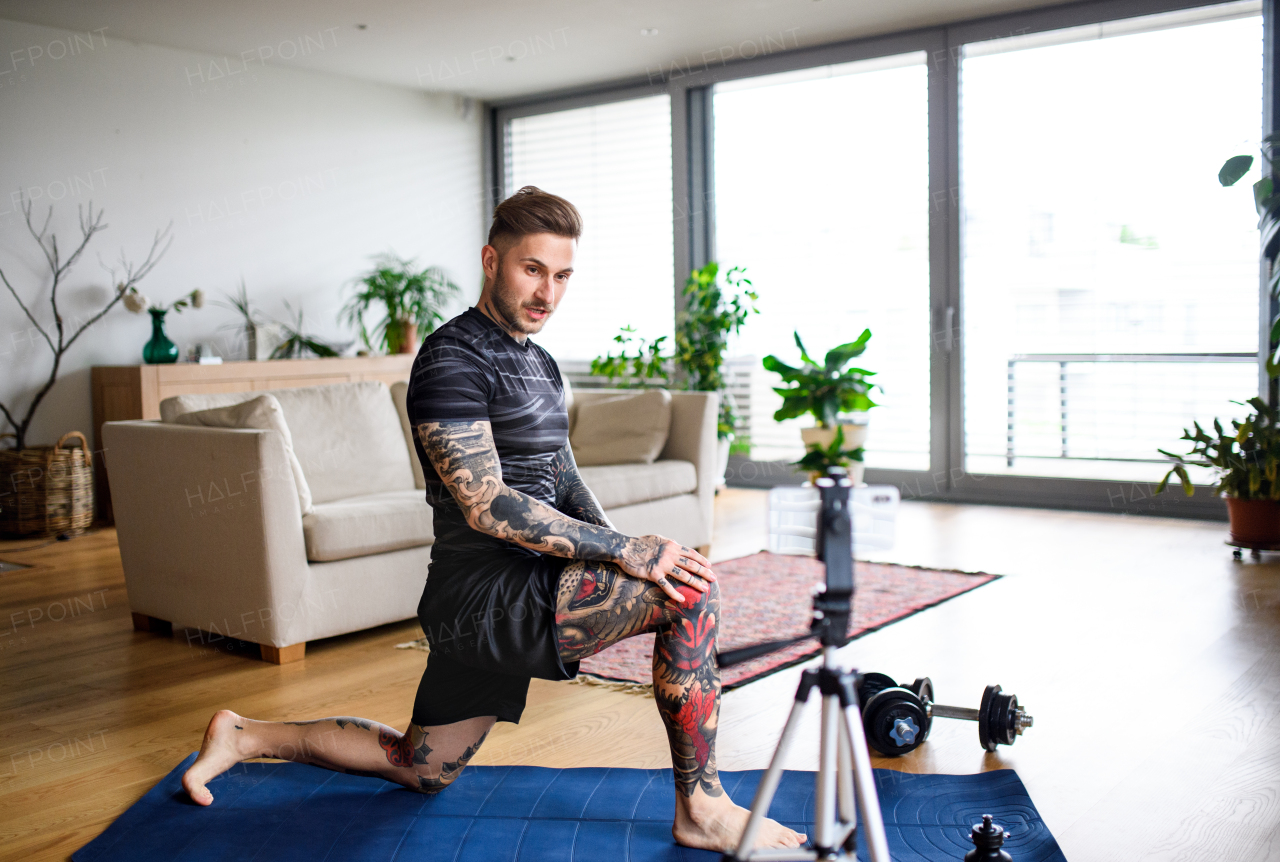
[490,262,555,335]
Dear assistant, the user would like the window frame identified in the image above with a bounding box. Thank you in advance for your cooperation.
[485,0,1273,520]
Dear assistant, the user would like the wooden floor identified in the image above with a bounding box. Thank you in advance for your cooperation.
[1,491,1278,861]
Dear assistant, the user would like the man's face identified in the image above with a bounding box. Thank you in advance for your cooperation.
[482,232,576,337]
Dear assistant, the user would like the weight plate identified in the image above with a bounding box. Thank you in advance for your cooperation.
[991,691,1018,747]
[909,677,934,735]
[978,685,1000,752]
[863,687,928,757]
[857,672,898,708]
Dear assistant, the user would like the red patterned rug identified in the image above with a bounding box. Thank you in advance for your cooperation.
[576,553,998,692]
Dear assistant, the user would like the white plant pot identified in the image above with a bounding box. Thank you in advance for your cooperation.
[800,422,868,485]
[799,422,869,450]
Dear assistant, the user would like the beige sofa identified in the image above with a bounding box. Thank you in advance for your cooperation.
[103,380,717,663]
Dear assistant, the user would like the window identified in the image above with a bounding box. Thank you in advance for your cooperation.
[714,53,931,469]
[960,3,1263,481]
[504,95,674,362]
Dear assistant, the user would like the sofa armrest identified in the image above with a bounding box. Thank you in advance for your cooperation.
[102,420,309,647]
[659,391,719,538]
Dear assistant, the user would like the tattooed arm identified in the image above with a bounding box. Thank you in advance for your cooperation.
[418,420,714,600]
[551,442,612,528]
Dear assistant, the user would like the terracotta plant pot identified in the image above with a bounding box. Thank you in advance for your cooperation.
[1225,497,1280,546]
[392,321,419,355]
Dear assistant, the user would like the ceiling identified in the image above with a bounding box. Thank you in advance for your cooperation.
[0,0,1068,101]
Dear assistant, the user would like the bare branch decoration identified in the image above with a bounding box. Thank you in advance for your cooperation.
[0,195,172,450]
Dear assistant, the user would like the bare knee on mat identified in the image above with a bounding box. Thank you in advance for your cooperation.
[396,717,494,794]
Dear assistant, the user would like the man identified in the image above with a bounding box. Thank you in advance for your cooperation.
[181,186,805,853]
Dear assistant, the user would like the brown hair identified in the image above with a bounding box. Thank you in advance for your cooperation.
[488,185,582,248]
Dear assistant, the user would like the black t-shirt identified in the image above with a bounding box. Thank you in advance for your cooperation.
[406,307,569,560]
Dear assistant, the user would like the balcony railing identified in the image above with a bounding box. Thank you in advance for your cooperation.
[1005,353,1257,467]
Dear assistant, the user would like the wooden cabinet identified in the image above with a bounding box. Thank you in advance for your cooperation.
[91,355,414,519]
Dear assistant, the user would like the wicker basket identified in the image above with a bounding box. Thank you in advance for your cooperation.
[0,431,95,538]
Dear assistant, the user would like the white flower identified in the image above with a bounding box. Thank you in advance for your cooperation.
[122,291,150,313]
[191,289,205,309]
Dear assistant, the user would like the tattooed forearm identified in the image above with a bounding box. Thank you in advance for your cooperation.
[551,442,612,527]
[419,420,641,562]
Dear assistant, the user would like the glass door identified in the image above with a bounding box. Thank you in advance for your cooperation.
[959,4,1263,484]
[713,53,932,471]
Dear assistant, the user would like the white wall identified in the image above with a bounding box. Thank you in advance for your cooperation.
[0,19,483,448]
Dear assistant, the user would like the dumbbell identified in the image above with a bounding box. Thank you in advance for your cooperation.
[856,672,1034,757]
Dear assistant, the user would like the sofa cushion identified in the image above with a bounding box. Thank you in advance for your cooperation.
[161,381,416,504]
[390,381,426,490]
[577,460,697,510]
[172,394,314,515]
[302,490,434,562]
[570,388,672,466]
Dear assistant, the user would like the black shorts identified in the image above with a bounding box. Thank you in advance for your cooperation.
[412,547,578,726]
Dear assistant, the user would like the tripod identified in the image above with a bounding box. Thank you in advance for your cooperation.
[720,471,892,862]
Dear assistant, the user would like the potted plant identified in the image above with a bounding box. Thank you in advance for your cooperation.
[794,425,865,484]
[270,301,346,359]
[1157,397,1280,546]
[763,330,878,481]
[673,263,758,446]
[343,253,460,355]
[591,262,758,483]
[0,198,170,535]
[590,327,670,388]
[214,279,284,361]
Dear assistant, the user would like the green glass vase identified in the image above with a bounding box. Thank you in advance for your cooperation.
[142,308,178,364]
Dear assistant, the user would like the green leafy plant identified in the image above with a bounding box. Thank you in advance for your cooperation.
[213,278,258,329]
[1220,138,1280,376]
[271,301,343,359]
[1156,397,1280,499]
[674,264,758,440]
[342,253,460,354]
[589,328,670,388]
[763,330,878,428]
[794,425,864,482]
[590,262,757,439]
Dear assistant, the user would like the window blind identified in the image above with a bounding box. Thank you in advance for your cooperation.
[504,95,674,362]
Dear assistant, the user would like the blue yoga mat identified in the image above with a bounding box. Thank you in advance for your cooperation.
[75,755,1065,861]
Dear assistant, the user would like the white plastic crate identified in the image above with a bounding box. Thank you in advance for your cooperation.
[767,484,900,555]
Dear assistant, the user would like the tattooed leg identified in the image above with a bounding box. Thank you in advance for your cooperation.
[556,560,721,795]
[181,710,494,805]
[554,562,805,852]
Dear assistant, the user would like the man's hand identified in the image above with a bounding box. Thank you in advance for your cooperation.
[617,536,716,604]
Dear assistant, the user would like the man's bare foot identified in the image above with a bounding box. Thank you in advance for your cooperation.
[182,710,251,806]
[673,788,807,853]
